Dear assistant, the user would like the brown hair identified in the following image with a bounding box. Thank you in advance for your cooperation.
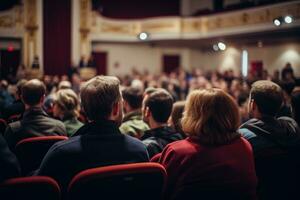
[80,76,121,121]
[250,80,283,116]
[21,79,46,106]
[171,101,185,135]
[182,88,240,145]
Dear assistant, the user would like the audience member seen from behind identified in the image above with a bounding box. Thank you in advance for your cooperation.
[119,87,149,138]
[168,100,186,138]
[53,89,83,136]
[37,76,149,192]
[141,89,183,158]
[239,80,300,200]
[4,79,66,150]
[0,134,20,182]
[159,89,257,200]
[239,80,300,156]
[2,79,27,120]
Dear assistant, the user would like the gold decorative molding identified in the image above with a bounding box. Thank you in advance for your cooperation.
[88,1,300,39]
[0,15,14,28]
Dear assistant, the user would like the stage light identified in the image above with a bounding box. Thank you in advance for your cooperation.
[284,16,293,24]
[138,32,148,41]
[218,42,226,51]
[213,44,219,51]
[273,18,281,26]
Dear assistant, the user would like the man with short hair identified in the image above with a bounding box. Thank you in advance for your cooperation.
[37,76,149,191]
[239,80,300,199]
[119,87,149,138]
[4,79,66,150]
[141,89,183,158]
[239,80,300,154]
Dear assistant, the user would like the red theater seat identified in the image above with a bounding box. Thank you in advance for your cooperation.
[15,136,68,175]
[150,153,161,162]
[0,176,60,200]
[68,162,167,200]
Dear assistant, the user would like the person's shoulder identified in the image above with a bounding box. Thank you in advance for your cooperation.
[123,134,145,147]
[47,135,81,154]
[163,138,193,152]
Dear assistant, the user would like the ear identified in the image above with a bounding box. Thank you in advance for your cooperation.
[249,98,257,112]
[112,101,120,116]
[145,106,150,118]
[40,95,45,104]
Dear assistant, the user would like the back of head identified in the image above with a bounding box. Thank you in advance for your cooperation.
[182,88,240,145]
[122,87,143,110]
[144,89,173,123]
[250,80,283,117]
[58,81,72,90]
[16,79,28,97]
[171,101,185,134]
[80,76,121,121]
[55,89,80,118]
[21,79,46,106]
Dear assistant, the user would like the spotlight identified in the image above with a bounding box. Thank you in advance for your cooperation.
[138,32,148,41]
[273,18,281,26]
[213,44,219,51]
[284,16,293,24]
[218,42,226,51]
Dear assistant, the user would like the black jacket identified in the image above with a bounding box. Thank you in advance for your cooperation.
[4,107,66,150]
[0,134,20,182]
[141,126,183,158]
[239,116,300,156]
[36,120,149,191]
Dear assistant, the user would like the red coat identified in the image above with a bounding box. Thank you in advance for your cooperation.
[159,137,257,200]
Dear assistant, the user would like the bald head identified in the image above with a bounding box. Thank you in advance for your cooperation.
[22,79,46,106]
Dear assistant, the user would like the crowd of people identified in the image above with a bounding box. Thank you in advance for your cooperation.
[0,62,300,199]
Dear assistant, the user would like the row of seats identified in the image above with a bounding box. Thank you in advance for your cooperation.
[0,162,166,200]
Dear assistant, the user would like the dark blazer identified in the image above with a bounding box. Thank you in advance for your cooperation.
[36,120,149,191]
[0,134,20,182]
[4,107,66,150]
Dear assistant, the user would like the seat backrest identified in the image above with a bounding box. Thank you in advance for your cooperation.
[0,176,60,200]
[68,162,167,200]
[255,147,300,200]
[150,153,161,162]
[15,136,68,175]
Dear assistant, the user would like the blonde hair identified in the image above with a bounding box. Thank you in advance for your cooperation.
[55,89,80,119]
[182,88,240,145]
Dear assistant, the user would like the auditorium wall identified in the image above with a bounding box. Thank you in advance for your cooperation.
[191,43,300,76]
[92,43,192,76]
[93,42,300,76]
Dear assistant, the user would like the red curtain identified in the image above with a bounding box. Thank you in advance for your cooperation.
[92,52,107,75]
[43,0,71,75]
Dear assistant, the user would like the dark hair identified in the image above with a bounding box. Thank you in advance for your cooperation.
[144,89,173,123]
[122,87,143,109]
[80,76,121,121]
[21,79,46,106]
[250,80,283,116]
